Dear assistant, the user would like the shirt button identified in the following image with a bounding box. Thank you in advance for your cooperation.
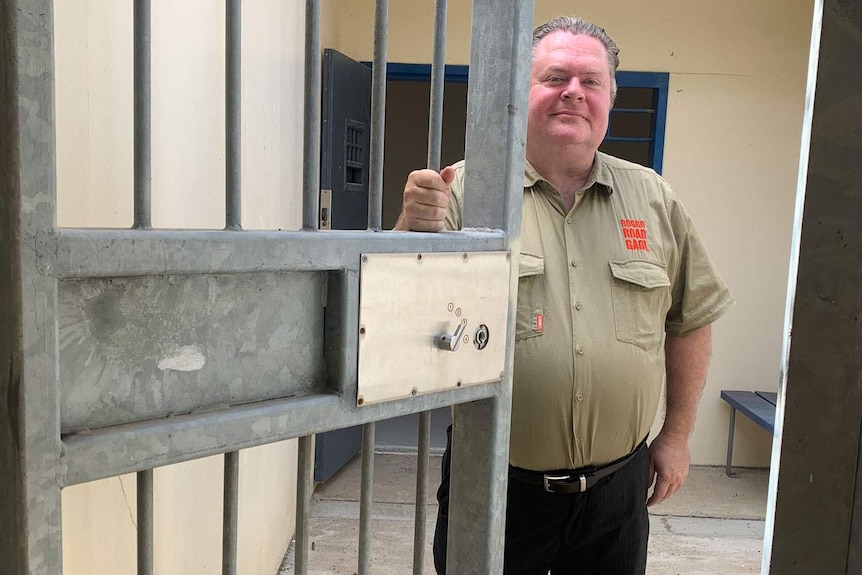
[576,393,584,402]
[576,346,584,355]
[575,438,581,444]
[570,260,577,268]
[566,217,572,224]
[575,302,582,310]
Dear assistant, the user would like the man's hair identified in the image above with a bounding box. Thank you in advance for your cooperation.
[532,16,620,104]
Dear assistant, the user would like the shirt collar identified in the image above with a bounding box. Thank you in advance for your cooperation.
[523,152,615,194]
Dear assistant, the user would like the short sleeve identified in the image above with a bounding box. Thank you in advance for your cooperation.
[664,192,735,335]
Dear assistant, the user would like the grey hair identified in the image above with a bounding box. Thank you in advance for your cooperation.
[532,16,620,104]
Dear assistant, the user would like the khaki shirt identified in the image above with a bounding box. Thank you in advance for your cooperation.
[445,152,734,471]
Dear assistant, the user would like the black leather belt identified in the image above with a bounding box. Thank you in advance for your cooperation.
[509,439,646,494]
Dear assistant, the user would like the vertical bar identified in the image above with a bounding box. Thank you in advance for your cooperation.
[295,435,315,575]
[412,412,432,575]
[426,0,448,172]
[225,0,242,230]
[414,5,446,567]
[302,0,321,231]
[447,0,533,573]
[222,451,240,575]
[767,0,862,573]
[461,0,533,234]
[367,0,388,230]
[294,435,314,575]
[137,470,154,575]
[134,0,152,229]
[358,423,376,575]
[762,0,823,572]
[2,3,64,574]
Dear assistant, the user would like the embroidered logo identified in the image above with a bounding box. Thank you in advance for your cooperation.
[620,219,650,252]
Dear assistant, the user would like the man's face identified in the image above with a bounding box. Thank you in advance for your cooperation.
[527,32,613,157]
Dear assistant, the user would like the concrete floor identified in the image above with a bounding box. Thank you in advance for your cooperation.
[280,453,769,574]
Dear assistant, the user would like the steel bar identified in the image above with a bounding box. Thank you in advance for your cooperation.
[225,0,242,230]
[53,228,508,278]
[302,0,322,230]
[60,385,498,518]
[133,0,152,229]
[137,470,154,575]
[367,0,389,230]
[461,0,533,234]
[413,411,432,575]
[3,3,65,573]
[413,8,449,565]
[359,423,376,575]
[427,0,448,171]
[295,435,315,575]
[446,0,533,571]
[222,451,240,575]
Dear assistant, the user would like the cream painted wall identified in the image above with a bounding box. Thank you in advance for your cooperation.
[340,0,815,467]
[54,1,319,573]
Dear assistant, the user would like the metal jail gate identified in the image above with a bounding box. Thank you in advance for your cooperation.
[0,0,535,574]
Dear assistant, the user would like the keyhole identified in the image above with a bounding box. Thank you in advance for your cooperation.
[474,325,490,350]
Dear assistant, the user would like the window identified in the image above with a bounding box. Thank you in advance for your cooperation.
[600,72,669,173]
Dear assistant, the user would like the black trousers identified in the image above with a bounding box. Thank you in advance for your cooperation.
[433,426,650,575]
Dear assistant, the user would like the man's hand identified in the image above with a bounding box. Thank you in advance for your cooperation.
[394,166,455,231]
[647,324,712,507]
[647,431,690,506]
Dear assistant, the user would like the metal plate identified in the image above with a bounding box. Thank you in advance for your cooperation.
[357,251,510,406]
[58,272,324,433]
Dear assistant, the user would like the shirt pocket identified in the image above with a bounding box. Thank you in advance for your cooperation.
[516,252,545,341]
[608,259,671,351]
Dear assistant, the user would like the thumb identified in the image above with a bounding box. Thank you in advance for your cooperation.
[440,165,456,187]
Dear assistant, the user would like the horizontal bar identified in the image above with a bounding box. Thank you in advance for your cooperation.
[60,382,502,487]
[52,229,509,278]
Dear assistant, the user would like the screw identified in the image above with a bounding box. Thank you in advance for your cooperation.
[359,326,366,335]
[499,371,505,380]
[361,255,368,263]
[417,253,423,261]
[455,308,462,317]
[462,252,468,260]
[456,380,463,388]
[448,302,454,312]
[411,387,418,396]
[357,397,364,406]
[506,252,512,260]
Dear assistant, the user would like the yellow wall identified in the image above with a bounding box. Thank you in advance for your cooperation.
[340,0,815,467]
[53,0,338,572]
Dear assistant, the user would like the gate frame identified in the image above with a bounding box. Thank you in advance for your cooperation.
[0,1,535,574]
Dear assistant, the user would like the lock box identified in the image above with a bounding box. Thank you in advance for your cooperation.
[356,251,511,406]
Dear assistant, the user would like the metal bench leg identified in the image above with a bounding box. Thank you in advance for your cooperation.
[726,407,740,478]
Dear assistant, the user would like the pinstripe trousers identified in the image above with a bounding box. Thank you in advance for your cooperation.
[433,426,650,575]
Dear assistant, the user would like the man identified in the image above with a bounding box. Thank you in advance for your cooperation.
[396,16,733,575]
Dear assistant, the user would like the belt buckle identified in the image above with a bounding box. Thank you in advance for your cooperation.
[543,473,587,493]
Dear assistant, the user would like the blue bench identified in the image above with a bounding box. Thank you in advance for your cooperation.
[720,390,777,477]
